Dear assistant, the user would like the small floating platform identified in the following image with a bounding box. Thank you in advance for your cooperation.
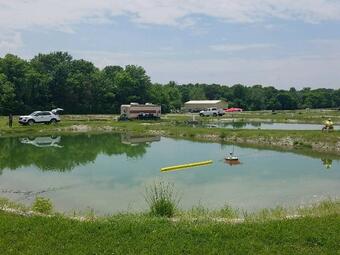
[225,156,239,161]
[225,155,240,166]
[161,160,213,172]
[225,159,241,166]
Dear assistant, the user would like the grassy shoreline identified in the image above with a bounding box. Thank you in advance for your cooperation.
[1,211,338,255]
[1,114,339,156]
[0,197,339,254]
[2,197,339,222]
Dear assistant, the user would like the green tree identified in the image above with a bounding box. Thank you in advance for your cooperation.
[0,54,30,113]
[0,74,16,114]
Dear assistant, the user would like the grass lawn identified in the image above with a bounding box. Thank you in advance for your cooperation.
[0,211,339,255]
[166,108,340,124]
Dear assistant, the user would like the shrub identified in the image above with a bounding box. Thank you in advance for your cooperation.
[144,181,179,217]
[189,132,196,138]
[32,197,53,214]
[220,132,226,139]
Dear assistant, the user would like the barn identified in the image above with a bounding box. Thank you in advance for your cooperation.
[183,100,228,112]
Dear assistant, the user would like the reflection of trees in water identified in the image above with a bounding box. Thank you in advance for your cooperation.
[249,122,261,128]
[321,158,333,169]
[231,122,261,128]
[0,134,150,172]
[231,122,247,129]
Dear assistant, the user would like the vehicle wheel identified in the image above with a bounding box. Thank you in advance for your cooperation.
[213,113,217,117]
[27,119,34,126]
[199,113,204,117]
[50,119,57,125]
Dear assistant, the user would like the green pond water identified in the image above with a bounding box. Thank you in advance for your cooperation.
[0,133,339,215]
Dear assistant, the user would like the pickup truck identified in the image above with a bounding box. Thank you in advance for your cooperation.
[199,108,225,117]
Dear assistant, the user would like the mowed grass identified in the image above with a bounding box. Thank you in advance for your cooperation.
[167,108,340,123]
[0,211,339,255]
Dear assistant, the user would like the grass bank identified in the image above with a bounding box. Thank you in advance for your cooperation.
[0,211,339,255]
[0,197,339,254]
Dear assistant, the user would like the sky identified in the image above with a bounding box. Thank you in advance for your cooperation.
[1,0,340,89]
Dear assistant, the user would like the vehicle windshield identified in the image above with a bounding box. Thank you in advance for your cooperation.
[30,111,40,116]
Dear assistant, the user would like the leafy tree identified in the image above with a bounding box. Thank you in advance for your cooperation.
[276,92,298,110]
[0,52,339,115]
[0,74,16,114]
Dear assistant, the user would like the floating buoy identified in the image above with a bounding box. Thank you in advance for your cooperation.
[225,159,241,166]
[161,160,213,172]
[225,148,241,166]
[225,155,239,161]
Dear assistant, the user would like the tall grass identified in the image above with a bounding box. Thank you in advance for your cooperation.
[144,181,180,217]
[32,197,53,214]
[298,199,340,217]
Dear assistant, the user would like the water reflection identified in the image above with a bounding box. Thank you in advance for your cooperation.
[321,158,333,169]
[0,134,339,214]
[121,134,161,145]
[224,159,241,166]
[0,134,160,172]
[20,136,63,148]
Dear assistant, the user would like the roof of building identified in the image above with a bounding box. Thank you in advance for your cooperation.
[184,100,226,105]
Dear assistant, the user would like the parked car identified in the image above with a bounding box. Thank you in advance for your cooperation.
[19,108,63,125]
[224,107,243,112]
[199,108,225,117]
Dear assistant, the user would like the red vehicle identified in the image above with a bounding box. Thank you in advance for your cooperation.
[224,107,243,112]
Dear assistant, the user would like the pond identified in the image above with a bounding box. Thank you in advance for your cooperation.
[200,122,340,130]
[0,133,339,215]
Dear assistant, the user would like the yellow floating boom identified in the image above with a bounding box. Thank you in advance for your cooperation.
[161,160,213,172]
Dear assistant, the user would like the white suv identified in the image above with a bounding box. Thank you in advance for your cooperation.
[19,109,62,125]
[199,107,224,117]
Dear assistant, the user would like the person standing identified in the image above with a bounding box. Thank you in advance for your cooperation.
[8,113,13,128]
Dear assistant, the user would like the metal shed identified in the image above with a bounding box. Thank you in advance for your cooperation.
[183,100,228,112]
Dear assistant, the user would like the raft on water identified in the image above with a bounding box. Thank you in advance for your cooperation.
[161,160,213,172]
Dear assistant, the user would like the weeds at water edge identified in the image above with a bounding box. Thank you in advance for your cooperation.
[32,197,53,214]
[144,181,180,217]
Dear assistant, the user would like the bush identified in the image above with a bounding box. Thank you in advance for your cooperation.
[220,132,226,139]
[32,197,53,214]
[144,181,179,217]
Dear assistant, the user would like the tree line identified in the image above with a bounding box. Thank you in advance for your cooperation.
[0,52,339,115]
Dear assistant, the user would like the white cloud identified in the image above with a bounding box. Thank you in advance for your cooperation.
[1,1,339,88]
[210,43,276,52]
[1,0,340,33]
[0,32,23,54]
[71,50,340,88]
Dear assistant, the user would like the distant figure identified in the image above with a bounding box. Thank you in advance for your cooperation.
[322,118,334,132]
[8,113,13,128]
